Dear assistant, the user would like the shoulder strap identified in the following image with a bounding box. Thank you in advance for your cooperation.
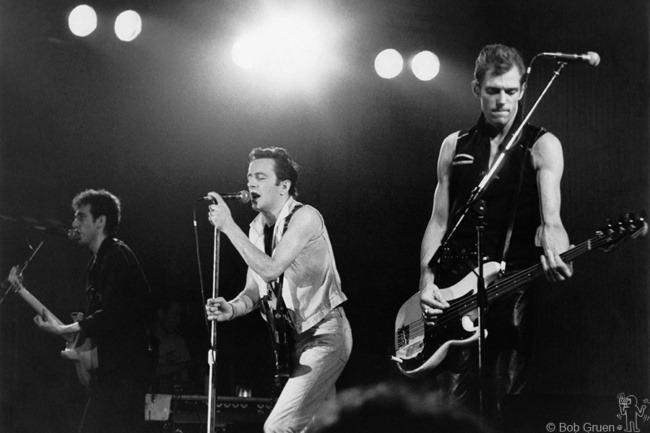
[282,204,303,236]
[270,204,304,297]
[500,126,546,266]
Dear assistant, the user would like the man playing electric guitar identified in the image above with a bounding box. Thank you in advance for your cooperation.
[205,147,352,433]
[32,189,154,433]
[419,45,572,424]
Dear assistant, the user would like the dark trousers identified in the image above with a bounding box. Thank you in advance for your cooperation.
[79,375,147,433]
[448,287,533,427]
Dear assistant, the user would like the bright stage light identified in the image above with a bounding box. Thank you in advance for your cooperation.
[232,35,261,70]
[375,49,404,79]
[114,10,142,42]
[411,51,440,81]
[68,5,97,37]
[230,5,342,92]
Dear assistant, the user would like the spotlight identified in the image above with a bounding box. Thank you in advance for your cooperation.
[114,10,142,42]
[229,5,341,92]
[68,5,97,37]
[374,49,403,79]
[232,35,261,70]
[411,51,440,81]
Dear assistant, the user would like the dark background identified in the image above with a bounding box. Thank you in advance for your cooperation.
[1,0,649,432]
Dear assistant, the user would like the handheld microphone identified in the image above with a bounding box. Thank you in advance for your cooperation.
[198,190,251,204]
[539,51,600,67]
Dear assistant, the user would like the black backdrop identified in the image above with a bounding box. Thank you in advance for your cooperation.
[1,0,649,432]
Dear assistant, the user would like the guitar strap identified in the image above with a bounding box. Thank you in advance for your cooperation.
[500,127,547,271]
[264,204,304,327]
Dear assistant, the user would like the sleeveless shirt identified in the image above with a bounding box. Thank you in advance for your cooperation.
[445,114,546,272]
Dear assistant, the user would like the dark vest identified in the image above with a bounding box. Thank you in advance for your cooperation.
[445,115,546,272]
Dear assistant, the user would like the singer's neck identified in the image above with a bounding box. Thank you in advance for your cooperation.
[261,195,291,227]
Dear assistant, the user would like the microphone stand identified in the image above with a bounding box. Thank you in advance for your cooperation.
[473,199,488,419]
[206,226,221,433]
[0,240,44,307]
[429,60,568,419]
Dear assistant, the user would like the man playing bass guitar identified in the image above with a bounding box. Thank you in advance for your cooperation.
[205,147,352,433]
[419,45,573,424]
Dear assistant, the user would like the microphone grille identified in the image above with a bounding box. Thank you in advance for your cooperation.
[587,51,601,67]
[239,190,251,203]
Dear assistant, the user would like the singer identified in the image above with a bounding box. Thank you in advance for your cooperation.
[32,189,154,433]
[205,147,352,433]
[418,44,572,426]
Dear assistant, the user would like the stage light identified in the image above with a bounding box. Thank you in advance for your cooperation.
[411,51,440,81]
[114,10,142,42]
[68,5,97,37]
[232,35,261,70]
[375,49,404,79]
[229,4,343,93]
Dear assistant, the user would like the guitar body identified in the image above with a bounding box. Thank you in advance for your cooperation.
[260,295,291,393]
[60,312,97,388]
[394,261,501,378]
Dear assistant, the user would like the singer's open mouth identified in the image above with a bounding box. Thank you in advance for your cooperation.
[250,192,260,200]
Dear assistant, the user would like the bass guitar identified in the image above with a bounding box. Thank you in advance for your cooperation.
[6,265,97,388]
[393,214,647,378]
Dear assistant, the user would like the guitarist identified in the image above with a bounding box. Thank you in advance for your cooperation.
[419,45,573,424]
[33,189,154,433]
[205,147,352,433]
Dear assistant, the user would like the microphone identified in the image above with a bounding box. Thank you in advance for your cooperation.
[198,190,251,204]
[32,225,79,240]
[539,51,600,67]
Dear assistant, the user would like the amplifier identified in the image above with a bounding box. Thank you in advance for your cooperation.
[145,394,275,425]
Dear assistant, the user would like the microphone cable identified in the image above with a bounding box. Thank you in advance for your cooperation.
[192,204,211,334]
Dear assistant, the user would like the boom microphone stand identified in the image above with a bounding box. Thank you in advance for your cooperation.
[430,59,569,419]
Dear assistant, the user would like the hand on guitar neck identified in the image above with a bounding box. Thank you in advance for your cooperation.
[8,266,80,337]
[6,264,97,387]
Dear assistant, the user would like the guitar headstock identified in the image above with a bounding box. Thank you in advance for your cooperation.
[596,213,648,253]
[5,265,25,292]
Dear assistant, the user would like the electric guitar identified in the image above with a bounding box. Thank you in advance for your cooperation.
[6,266,98,388]
[260,284,292,395]
[393,214,648,378]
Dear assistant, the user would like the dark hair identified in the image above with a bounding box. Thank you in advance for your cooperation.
[474,44,527,86]
[312,381,490,433]
[71,189,121,235]
[249,147,300,197]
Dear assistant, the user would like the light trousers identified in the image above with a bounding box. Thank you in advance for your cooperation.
[264,306,353,433]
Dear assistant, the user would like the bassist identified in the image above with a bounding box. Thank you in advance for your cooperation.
[419,45,572,424]
[205,147,352,433]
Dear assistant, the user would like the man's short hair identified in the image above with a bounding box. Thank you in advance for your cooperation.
[473,44,527,86]
[249,147,300,197]
[72,189,121,235]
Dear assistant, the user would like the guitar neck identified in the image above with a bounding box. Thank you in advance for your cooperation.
[15,284,65,327]
[486,236,597,302]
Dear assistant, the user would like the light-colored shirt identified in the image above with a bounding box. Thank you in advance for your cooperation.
[249,197,347,334]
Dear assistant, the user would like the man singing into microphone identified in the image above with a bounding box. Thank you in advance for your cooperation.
[419,44,572,425]
[205,147,352,433]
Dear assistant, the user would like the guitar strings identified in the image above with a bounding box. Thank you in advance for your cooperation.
[396,233,622,348]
